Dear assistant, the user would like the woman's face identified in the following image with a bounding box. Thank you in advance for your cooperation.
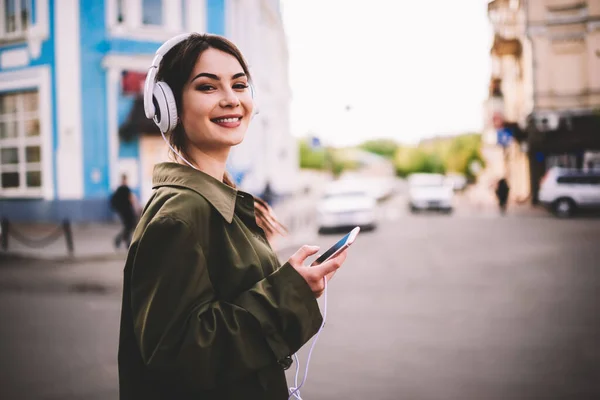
[180,48,254,153]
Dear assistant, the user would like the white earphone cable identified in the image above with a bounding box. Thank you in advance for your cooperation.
[288,276,328,400]
[159,130,199,171]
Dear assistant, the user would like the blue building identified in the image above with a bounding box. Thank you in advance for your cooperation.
[0,0,294,223]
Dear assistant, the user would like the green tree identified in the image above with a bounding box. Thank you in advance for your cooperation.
[299,138,326,170]
[393,133,484,180]
[359,139,398,159]
[395,147,446,177]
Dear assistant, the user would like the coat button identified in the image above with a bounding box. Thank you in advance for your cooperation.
[278,355,293,370]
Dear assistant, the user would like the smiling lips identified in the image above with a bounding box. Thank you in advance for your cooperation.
[211,115,242,128]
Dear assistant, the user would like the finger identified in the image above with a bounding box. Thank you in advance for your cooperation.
[309,259,321,267]
[313,249,348,271]
[289,245,320,265]
[329,248,348,265]
[314,249,347,276]
[314,276,329,297]
[325,269,337,282]
[310,247,349,267]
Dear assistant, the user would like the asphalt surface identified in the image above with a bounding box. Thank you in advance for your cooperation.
[1,204,599,400]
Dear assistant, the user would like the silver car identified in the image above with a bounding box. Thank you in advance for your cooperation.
[538,167,600,218]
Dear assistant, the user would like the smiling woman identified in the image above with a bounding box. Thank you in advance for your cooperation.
[154,35,254,177]
[118,33,352,400]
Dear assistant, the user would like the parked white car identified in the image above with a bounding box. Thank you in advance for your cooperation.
[445,173,468,191]
[538,167,600,218]
[408,173,454,213]
[317,184,377,232]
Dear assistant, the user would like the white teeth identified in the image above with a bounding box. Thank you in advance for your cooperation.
[214,117,240,123]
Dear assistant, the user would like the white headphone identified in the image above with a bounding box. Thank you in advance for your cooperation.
[144,33,191,133]
[144,32,257,135]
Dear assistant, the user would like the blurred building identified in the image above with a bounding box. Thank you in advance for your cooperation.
[0,0,295,222]
[224,0,296,198]
[485,0,600,203]
[337,148,397,201]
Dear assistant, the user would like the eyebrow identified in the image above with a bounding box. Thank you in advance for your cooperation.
[191,72,246,82]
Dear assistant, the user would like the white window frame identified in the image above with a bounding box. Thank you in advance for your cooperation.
[106,0,186,42]
[0,0,32,41]
[101,54,155,191]
[0,66,53,199]
[0,91,42,194]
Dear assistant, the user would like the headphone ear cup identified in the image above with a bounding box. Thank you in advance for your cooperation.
[153,81,178,133]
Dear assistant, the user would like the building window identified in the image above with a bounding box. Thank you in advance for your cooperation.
[111,0,166,28]
[141,0,162,26]
[0,90,42,194]
[1,0,30,40]
[109,0,185,41]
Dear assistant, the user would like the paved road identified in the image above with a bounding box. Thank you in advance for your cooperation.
[0,292,120,400]
[1,208,599,399]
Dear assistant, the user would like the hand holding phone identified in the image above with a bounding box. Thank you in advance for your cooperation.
[287,227,360,298]
[311,227,360,266]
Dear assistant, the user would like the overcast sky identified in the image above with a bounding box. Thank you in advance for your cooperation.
[280,0,494,147]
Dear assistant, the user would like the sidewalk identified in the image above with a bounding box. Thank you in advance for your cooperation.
[1,222,129,262]
[0,255,125,295]
[455,184,549,218]
[1,195,318,262]
[0,195,319,295]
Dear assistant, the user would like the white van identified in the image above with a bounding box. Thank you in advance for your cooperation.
[538,167,600,217]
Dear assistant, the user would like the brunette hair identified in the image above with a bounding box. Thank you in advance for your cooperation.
[155,33,286,239]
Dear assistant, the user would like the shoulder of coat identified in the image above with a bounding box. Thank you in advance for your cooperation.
[148,186,213,230]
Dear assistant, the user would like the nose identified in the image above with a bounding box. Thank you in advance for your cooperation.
[219,87,240,108]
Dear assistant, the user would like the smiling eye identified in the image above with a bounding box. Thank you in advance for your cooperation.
[196,85,215,91]
[233,83,248,90]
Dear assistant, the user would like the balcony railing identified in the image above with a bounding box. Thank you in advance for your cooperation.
[545,0,587,12]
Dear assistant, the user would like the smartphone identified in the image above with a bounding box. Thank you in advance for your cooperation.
[311,226,360,266]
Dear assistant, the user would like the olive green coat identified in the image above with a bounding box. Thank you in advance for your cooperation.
[118,162,323,400]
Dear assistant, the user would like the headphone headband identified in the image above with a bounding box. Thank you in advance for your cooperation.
[153,33,192,67]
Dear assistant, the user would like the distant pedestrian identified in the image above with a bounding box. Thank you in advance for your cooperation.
[587,161,598,172]
[495,177,510,215]
[110,174,138,249]
[261,180,275,206]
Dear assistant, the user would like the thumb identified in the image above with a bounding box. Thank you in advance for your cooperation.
[289,245,320,266]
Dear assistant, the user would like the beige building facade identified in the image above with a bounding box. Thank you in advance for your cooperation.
[485,0,600,203]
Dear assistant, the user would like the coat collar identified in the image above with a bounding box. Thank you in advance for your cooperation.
[152,162,238,223]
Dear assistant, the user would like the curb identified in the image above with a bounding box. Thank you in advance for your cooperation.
[0,251,127,264]
[0,237,316,296]
[0,280,122,296]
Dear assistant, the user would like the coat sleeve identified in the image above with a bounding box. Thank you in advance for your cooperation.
[130,216,323,390]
